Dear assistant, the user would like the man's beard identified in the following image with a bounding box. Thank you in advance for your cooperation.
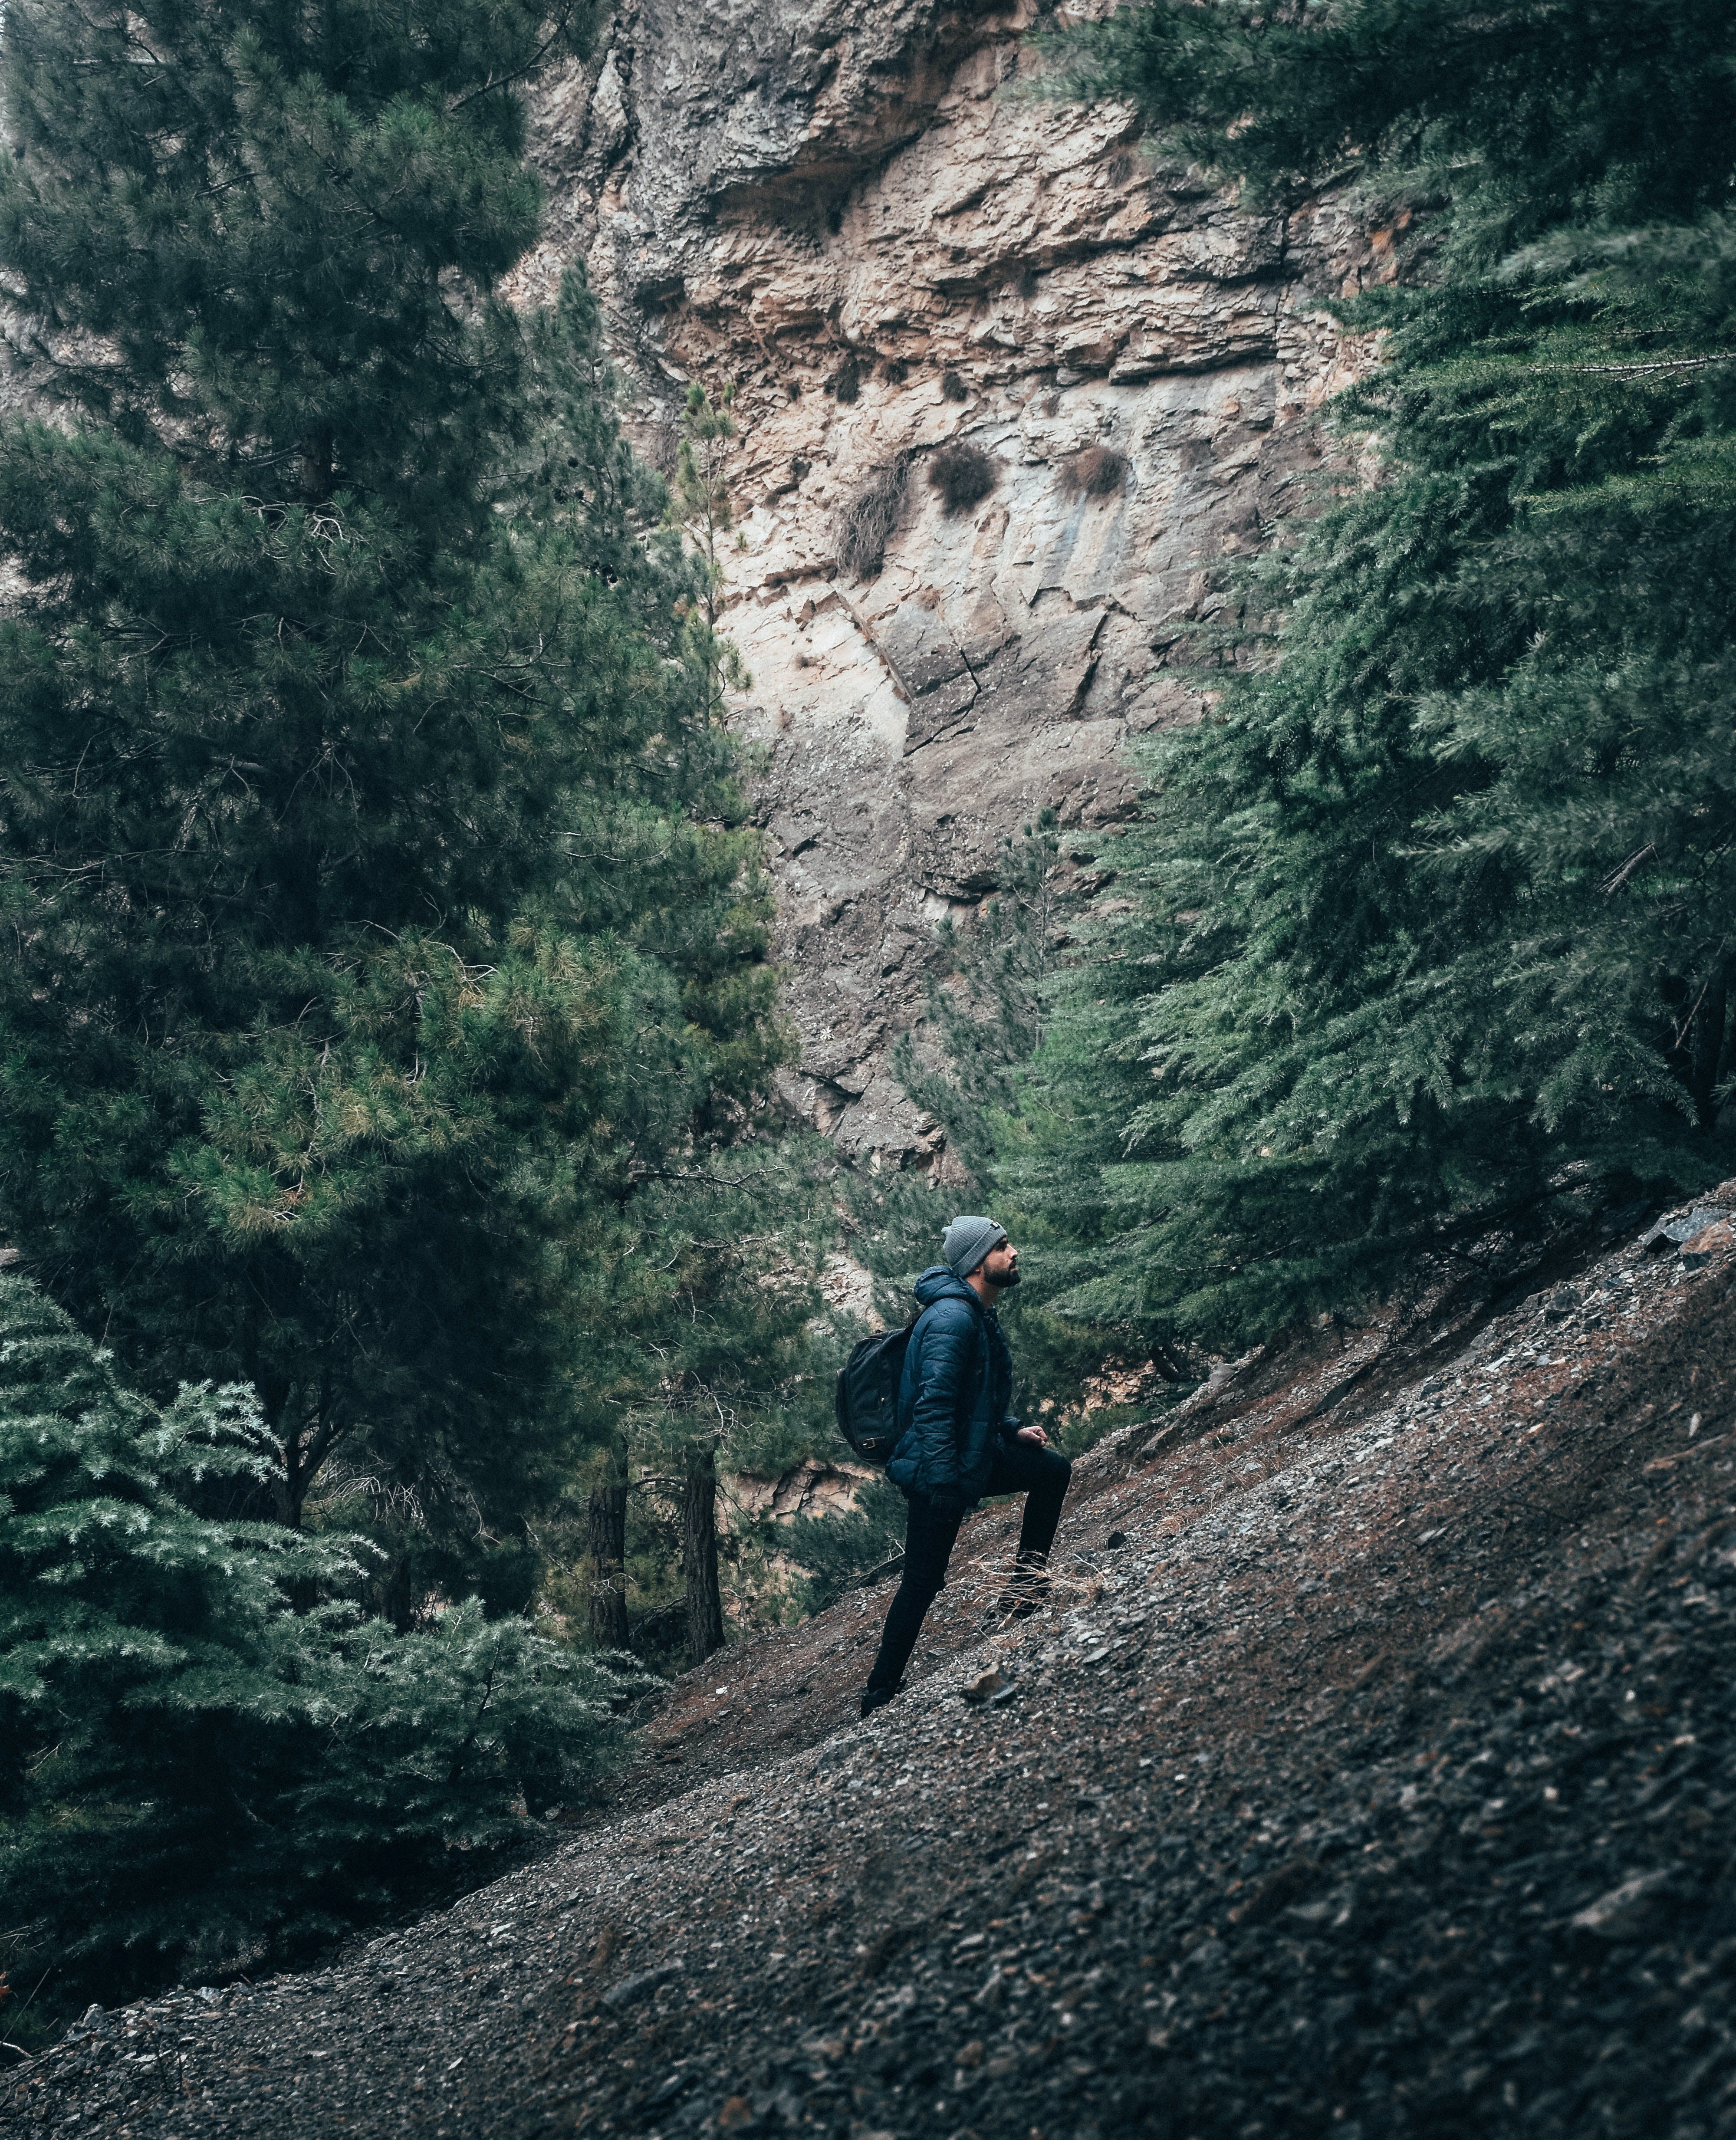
[993,1266,1021,1289]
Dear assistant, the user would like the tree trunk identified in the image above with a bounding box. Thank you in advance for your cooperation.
[299,424,334,505]
[587,1453,630,1651]
[270,1397,342,1535]
[682,1440,724,1668]
[273,1425,309,1530]
[1692,962,1731,1131]
[372,1548,414,1632]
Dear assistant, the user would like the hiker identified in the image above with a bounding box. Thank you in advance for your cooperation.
[860,1216,1071,1717]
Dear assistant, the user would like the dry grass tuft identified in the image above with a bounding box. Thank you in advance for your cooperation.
[927,439,997,516]
[1058,444,1131,500]
[882,358,909,385]
[940,370,969,403]
[832,358,863,404]
[645,416,680,477]
[833,457,909,579]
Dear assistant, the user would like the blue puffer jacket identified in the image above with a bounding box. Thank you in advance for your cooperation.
[886,1266,1019,1508]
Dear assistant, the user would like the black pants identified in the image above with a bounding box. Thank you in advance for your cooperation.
[865,1439,1072,1696]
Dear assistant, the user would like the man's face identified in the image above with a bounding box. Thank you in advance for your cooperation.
[980,1239,1020,1289]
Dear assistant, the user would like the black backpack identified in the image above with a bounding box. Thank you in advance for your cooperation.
[834,1304,982,1466]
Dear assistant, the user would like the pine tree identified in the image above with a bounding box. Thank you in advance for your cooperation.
[1018,0,1736,1351]
[890,812,1066,1195]
[0,0,785,1572]
[670,382,751,726]
[612,1145,838,1669]
[0,1272,639,2036]
[848,820,1144,1442]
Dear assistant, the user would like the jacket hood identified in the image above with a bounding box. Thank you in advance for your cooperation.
[913,1264,980,1309]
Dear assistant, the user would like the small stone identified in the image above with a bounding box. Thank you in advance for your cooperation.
[1543,1287,1582,1321]
[1105,1530,1128,1548]
[1570,1869,1674,1940]
[1641,1205,1730,1253]
[602,1960,684,2010]
[961,1667,1006,1704]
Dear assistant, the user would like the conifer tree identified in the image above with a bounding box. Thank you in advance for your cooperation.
[670,381,751,726]
[0,0,784,1571]
[614,1146,838,1667]
[890,812,1065,1196]
[1019,0,1736,1350]
[0,1272,637,2032]
[852,820,1136,1443]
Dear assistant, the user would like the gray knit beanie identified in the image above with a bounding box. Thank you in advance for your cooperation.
[942,1214,1007,1280]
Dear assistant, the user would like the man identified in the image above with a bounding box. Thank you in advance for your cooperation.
[860,1215,1072,1718]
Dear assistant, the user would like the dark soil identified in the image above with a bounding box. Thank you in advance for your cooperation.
[9,1193,1736,2140]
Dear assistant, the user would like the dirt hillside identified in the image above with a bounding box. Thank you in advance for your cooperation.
[9,1191,1736,2140]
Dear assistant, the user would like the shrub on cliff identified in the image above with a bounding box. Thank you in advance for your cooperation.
[0,1274,640,2034]
[834,458,911,579]
[1058,444,1131,499]
[928,440,999,514]
[0,0,785,1578]
[1022,0,1736,1348]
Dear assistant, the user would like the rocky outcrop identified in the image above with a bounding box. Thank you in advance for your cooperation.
[729,1459,873,1525]
[512,0,1384,1159]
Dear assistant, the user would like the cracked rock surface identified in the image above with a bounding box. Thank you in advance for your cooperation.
[12,1190,1736,2139]
[504,0,1387,1159]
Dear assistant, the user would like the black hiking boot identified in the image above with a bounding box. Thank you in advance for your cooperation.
[860,1681,902,1719]
[998,1555,1052,1621]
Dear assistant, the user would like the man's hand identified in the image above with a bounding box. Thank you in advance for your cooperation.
[1015,1424,1049,1447]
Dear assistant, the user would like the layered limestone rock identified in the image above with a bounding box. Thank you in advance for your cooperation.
[515,0,1384,1161]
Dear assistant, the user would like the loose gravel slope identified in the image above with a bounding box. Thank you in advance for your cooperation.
[9,1194,1736,2140]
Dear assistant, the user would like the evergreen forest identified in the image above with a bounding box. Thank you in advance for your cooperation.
[4,0,1736,2060]
[0,0,834,2037]
[964,0,1736,1357]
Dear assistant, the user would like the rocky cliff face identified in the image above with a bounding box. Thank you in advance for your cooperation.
[513,0,1382,1161]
